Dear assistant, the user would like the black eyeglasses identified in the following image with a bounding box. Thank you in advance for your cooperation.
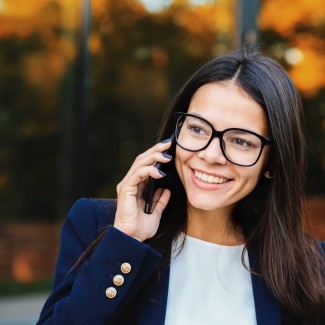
[174,112,272,167]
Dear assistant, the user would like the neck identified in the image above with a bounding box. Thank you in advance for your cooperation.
[186,204,245,246]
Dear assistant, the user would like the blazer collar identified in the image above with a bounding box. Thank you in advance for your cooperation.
[248,245,281,325]
[136,264,170,325]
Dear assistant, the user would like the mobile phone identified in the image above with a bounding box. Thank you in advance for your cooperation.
[144,133,176,214]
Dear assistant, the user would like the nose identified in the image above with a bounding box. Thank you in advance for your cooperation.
[197,137,227,165]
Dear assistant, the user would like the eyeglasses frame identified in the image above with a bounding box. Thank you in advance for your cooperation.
[174,112,273,167]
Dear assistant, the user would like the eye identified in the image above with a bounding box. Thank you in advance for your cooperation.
[224,130,261,150]
[234,138,254,148]
[226,136,257,150]
[188,124,206,135]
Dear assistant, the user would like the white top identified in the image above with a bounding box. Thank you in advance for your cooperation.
[165,234,256,325]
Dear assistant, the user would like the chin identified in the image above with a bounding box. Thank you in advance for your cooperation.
[187,195,223,212]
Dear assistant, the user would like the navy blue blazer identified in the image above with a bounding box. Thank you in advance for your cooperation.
[38,198,324,324]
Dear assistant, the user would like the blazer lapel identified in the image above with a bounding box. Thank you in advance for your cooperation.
[248,246,281,325]
[136,263,170,325]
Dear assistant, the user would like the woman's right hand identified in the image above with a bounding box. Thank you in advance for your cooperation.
[114,139,172,242]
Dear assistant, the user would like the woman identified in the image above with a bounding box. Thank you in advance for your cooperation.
[38,51,324,324]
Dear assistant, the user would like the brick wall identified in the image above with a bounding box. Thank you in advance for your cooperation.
[0,222,62,282]
[305,196,325,241]
[0,197,324,283]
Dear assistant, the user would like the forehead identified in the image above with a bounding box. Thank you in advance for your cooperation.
[188,82,270,136]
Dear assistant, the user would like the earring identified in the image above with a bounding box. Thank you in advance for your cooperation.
[264,170,274,179]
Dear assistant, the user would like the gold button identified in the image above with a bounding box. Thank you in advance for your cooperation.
[113,274,124,286]
[121,262,131,274]
[105,287,117,299]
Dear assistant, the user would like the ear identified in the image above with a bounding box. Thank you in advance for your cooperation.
[264,162,274,179]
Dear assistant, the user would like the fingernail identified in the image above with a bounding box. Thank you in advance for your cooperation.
[158,169,166,177]
[161,138,171,143]
[162,152,173,159]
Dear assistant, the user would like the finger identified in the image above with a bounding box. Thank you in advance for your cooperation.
[122,141,173,181]
[129,142,172,177]
[152,188,171,216]
[137,138,172,160]
[141,150,173,168]
[119,166,165,197]
[121,149,171,190]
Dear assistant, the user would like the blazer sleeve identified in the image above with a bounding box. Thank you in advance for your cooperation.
[37,198,162,325]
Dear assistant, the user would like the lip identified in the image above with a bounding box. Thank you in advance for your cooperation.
[190,168,233,191]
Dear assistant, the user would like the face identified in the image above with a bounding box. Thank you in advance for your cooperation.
[175,82,271,217]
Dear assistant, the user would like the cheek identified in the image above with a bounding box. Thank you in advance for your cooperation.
[175,147,192,184]
[175,149,185,183]
[244,146,271,184]
[260,146,271,169]
[175,155,182,181]
[239,161,266,189]
[249,169,263,186]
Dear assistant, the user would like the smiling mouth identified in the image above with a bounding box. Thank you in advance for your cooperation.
[194,170,231,184]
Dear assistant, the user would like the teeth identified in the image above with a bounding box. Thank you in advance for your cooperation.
[194,170,229,184]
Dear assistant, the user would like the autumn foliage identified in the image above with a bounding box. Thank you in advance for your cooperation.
[0,0,324,222]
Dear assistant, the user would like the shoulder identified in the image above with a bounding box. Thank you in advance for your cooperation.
[64,198,117,248]
[68,197,116,224]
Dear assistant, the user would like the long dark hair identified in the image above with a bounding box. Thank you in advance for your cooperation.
[148,50,325,323]
[71,50,324,323]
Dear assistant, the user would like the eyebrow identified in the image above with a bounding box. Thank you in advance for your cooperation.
[187,111,266,135]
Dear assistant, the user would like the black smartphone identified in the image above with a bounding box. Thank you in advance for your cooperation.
[144,133,176,214]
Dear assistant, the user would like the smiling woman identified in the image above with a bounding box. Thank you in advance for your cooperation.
[37,50,325,325]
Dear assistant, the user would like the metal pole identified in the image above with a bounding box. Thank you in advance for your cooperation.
[74,0,91,199]
[236,0,260,48]
[58,0,91,218]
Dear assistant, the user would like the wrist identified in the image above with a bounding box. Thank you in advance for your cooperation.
[113,223,143,242]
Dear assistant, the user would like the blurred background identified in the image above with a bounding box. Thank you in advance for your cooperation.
[0,0,324,323]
